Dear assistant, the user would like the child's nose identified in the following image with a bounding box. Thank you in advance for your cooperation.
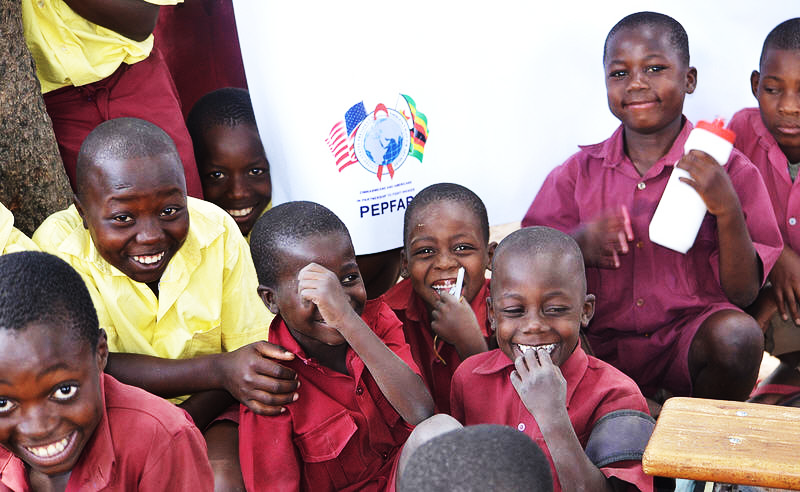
[229,174,248,200]
[136,218,165,244]
[627,69,649,90]
[433,250,459,270]
[18,405,58,439]
[521,313,547,334]
[778,91,800,115]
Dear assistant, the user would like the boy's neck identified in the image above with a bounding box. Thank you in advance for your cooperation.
[29,468,70,492]
[623,116,684,176]
[287,326,350,375]
[779,143,800,165]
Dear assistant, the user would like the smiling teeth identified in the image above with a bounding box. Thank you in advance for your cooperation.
[25,435,69,458]
[132,252,164,265]
[228,207,254,217]
[519,343,556,355]
[432,281,455,295]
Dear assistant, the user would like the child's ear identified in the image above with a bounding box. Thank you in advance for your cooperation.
[258,285,280,314]
[750,70,761,98]
[73,194,89,230]
[581,294,596,327]
[485,241,498,271]
[96,329,109,372]
[400,250,410,279]
[486,296,497,330]
[685,66,698,95]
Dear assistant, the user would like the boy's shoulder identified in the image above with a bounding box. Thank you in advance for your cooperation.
[728,107,762,135]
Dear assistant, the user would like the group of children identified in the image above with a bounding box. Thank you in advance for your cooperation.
[1,9,800,492]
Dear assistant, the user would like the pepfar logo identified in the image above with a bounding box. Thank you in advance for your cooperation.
[326,95,428,181]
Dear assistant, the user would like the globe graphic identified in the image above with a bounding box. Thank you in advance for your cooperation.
[363,118,405,166]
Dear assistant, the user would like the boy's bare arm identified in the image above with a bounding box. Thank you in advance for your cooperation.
[62,0,160,41]
[511,349,616,492]
[430,294,488,360]
[677,151,760,307]
[178,390,236,430]
[298,263,435,425]
[105,341,300,415]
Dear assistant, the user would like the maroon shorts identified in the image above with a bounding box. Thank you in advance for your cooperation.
[43,49,203,198]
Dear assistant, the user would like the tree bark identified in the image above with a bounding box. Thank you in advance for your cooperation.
[0,1,72,236]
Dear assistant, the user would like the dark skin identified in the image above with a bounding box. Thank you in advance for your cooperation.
[356,248,403,299]
[262,235,434,424]
[583,24,764,402]
[63,0,159,42]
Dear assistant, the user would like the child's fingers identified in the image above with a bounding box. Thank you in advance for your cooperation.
[783,286,800,325]
[244,390,300,416]
[616,230,629,255]
[620,204,634,241]
[254,341,296,363]
[774,286,789,321]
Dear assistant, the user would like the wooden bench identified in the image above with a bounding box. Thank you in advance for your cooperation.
[642,397,800,490]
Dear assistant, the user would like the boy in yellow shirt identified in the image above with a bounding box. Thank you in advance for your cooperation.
[34,117,300,489]
[0,202,38,254]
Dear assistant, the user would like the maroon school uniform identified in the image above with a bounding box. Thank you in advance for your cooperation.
[43,49,203,199]
[384,278,493,414]
[522,119,783,396]
[238,299,419,492]
[729,108,800,251]
[0,374,212,492]
[450,346,653,492]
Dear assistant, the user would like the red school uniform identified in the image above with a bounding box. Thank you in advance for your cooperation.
[522,119,783,397]
[238,299,421,492]
[450,346,653,492]
[729,108,800,251]
[384,277,493,414]
[0,374,213,492]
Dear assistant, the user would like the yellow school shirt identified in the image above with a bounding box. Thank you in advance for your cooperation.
[22,0,182,93]
[0,203,38,254]
[33,198,272,364]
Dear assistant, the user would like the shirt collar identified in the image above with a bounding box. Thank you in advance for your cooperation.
[583,118,693,178]
[748,108,791,174]
[472,343,588,407]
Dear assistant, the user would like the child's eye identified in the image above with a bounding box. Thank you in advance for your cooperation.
[453,244,475,253]
[0,397,16,414]
[545,306,569,315]
[501,307,524,317]
[609,70,627,78]
[207,171,225,180]
[160,207,180,217]
[763,86,780,95]
[51,384,78,401]
[112,214,132,223]
[341,273,360,285]
[248,168,268,177]
[412,247,435,257]
[645,65,666,73]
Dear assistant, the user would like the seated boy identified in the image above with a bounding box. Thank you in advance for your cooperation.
[0,251,213,490]
[240,200,435,491]
[450,227,654,492]
[32,117,299,487]
[523,12,783,406]
[728,18,800,405]
[397,424,554,492]
[384,183,497,413]
[187,88,271,241]
[0,202,37,254]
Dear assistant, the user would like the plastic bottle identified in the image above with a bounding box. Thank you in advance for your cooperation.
[648,119,736,254]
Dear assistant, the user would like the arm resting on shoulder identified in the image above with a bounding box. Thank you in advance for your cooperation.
[62,0,160,41]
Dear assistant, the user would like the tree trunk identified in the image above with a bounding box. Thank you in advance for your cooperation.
[0,1,72,236]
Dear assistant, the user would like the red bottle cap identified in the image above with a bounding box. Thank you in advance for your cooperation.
[696,118,736,144]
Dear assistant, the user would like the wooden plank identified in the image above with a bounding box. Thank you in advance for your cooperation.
[643,397,800,490]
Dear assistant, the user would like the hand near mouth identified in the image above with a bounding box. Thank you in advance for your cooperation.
[511,347,567,420]
[430,292,487,360]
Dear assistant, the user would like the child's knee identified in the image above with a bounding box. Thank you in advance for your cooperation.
[694,311,763,369]
[204,421,244,491]
[398,414,463,480]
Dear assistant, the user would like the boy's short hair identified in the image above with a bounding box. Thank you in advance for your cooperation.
[760,18,800,69]
[397,424,553,492]
[186,88,258,159]
[403,183,490,245]
[75,117,180,199]
[0,251,100,348]
[604,11,689,66]
[494,226,586,293]
[250,201,351,287]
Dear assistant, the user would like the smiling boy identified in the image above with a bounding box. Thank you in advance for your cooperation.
[0,252,212,491]
[729,18,800,405]
[450,227,653,492]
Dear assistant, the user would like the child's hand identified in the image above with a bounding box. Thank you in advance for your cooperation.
[430,292,487,359]
[510,347,567,420]
[218,341,299,415]
[297,263,359,329]
[677,150,741,218]
[575,205,633,269]
[768,248,800,325]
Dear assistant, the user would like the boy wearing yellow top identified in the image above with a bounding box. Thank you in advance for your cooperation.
[21,0,203,197]
[0,202,38,254]
[34,118,301,490]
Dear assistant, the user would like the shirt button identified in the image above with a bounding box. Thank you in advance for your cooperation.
[636,298,645,307]
[382,452,389,460]
[790,217,797,226]
[637,182,646,190]
[355,386,364,395]
[517,423,525,431]
[636,241,644,249]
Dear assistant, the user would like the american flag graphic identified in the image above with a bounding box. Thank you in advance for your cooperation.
[326,102,368,172]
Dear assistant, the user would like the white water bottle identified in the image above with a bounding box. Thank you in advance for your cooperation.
[649,119,736,254]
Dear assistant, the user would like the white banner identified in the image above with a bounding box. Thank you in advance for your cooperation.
[233,0,796,254]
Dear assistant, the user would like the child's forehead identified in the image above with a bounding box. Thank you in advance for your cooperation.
[409,200,481,231]
[762,47,800,71]
[277,231,355,272]
[84,154,184,196]
[0,322,92,366]
[606,23,677,59]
